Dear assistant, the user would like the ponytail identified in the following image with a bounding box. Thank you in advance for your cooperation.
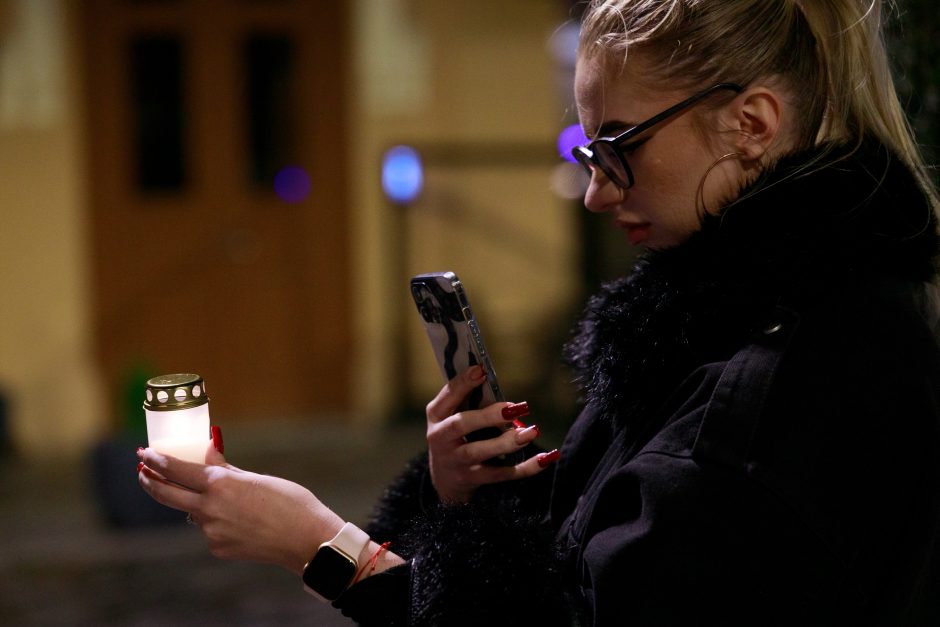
[795,0,938,210]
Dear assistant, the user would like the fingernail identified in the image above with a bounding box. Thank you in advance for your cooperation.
[470,365,487,381]
[537,449,560,468]
[211,425,224,454]
[501,402,529,420]
[137,462,144,474]
[512,418,527,429]
[515,424,539,444]
[136,446,144,456]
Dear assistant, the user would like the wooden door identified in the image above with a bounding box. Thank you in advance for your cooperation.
[83,0,351,421]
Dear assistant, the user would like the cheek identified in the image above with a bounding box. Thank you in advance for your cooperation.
[638,134,700,191]
[629,128,721,218]
[637,157,709,236]
[638,155,697,206]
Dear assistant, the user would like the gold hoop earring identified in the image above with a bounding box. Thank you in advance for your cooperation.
[696,151,743,218]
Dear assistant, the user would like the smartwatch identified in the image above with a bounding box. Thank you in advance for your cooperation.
[302,522,371,602]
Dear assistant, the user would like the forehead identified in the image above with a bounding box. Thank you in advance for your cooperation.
[575,54,611,97]
[575,53,650,128]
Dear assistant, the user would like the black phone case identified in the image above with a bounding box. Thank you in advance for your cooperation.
[411,271,522,466]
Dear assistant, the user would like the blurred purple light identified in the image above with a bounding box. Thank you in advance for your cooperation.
[274,166,312,203]
[557,124,588,163]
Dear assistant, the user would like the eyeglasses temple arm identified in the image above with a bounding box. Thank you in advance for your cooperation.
[613,82,744,144]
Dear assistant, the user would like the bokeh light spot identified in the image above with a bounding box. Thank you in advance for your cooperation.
[382,145,423,204]
[557,124,588,163]
[550,162,590,200]
[274,166,312,203]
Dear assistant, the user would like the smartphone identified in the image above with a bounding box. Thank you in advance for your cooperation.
[410,271,522,466]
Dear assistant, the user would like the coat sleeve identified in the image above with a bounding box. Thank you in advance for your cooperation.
[335,447,573,627]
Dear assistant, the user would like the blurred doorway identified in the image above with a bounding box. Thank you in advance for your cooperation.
[83,1,351,421]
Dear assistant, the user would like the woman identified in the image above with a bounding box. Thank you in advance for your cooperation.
[138,1,940,624]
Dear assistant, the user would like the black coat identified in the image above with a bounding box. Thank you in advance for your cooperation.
[337,141,940,626]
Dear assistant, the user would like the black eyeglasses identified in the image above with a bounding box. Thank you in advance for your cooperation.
[572,82,744,190]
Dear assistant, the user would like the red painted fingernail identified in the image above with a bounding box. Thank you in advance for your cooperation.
[137,462,144,473]
[512,418,527,429]
[211,425,224,454]
[516,424,539,443]
[501,402,529,420]
[537,449,560,468]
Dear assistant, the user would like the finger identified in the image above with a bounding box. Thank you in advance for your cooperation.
[138,463,201,512]
[205,425,227,466]
[139,448,211,492]
[426,365,488,423]
[469,448,561,486]
[458,424,540,463]
[433,401,529,442]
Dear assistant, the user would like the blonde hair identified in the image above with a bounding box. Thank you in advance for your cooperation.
[579,0,939,210]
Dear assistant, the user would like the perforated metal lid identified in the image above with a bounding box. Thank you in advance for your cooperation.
[143,373,209,411]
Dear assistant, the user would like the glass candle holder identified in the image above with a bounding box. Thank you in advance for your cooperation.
[143,373,211,463]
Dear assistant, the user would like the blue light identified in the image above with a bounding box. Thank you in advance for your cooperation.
[274,166,312,203]
[557,124,588,163]
[382,145,423,204]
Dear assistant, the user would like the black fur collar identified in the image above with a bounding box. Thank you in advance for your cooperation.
[564,140,938,435]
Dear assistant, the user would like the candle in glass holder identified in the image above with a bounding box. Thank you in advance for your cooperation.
[143,373,211,463]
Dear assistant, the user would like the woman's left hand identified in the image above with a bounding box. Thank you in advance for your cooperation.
[137,441,343,575]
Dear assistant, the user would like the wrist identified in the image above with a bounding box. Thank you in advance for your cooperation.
[290,512,344,575]
[353,541,405,583]
[301,522,372,602]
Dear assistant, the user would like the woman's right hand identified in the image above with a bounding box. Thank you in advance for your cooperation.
[426,365,559,504]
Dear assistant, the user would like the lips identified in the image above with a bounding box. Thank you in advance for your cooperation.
[616,220,652,246]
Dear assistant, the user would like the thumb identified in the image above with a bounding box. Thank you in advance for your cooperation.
[205,425,227,465]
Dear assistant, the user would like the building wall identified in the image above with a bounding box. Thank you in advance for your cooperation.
[349,0,578,421]
[0,0,104,456]
[0,0,577,455]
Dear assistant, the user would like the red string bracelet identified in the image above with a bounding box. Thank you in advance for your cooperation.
[351,541,392,586]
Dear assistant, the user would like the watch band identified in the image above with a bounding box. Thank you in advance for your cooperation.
[327,522,371,563]
[302,522,371,601]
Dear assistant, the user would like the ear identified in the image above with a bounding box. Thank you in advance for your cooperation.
[720,86,784,162]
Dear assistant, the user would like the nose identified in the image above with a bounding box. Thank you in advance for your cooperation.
[582,168,622,213]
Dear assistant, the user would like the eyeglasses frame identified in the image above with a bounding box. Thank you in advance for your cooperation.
[572,82,745,190]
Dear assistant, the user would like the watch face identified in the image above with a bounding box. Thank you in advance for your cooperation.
[303,546,358,601]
